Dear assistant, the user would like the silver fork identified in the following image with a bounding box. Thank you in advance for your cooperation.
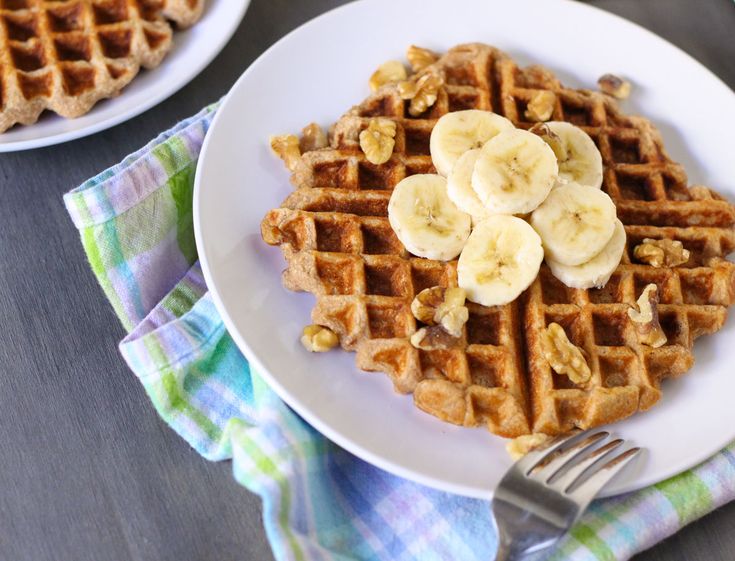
[492,430,642,560]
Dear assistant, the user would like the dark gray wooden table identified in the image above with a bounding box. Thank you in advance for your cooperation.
[1,1,733,560]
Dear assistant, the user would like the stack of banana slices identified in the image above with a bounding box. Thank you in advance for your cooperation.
[388,109,625,307]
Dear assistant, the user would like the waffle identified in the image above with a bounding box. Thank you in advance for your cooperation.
[0,0,204,132]
[262,43,735,438]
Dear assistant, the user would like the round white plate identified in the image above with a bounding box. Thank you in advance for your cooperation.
[194,0,735,499]
[0,0,250,152]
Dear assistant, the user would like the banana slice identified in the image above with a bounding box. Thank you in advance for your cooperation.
[430,110,514,177]
[472,129,558,215]
[533,121,603,189]
[530,182,617,266]
[388,174,471,261]
[446,149,493,223]
[546,219,626,289]
[457,215,543,306]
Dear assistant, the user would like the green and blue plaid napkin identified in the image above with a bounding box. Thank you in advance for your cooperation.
[64,104,735,561]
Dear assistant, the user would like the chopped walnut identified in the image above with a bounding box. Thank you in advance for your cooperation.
[300,324,339,352]
[300,123,328,152]
[359,118,396,164]
[541,323,592,384]
[598,74,632,99]
[506,434,552,461]
[529,123,567,161]
[369,60,407,92]
[398,71,443,116]
[634,238,690,268]
[628,284,667,348]
[633,243,665,268]
[411,286,469,337]
[525,91,556,122]
[410,325,460,350]
[269,134,301,172]
[411,287,444,325]
[397,80,417,99]
[406,45,438,73]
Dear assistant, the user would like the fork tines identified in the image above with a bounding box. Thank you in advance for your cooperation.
[518,430,641,499]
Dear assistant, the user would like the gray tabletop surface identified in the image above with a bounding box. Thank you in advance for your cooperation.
[1,1,733,560]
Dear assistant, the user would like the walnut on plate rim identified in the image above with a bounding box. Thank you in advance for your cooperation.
[300,122,328,152]
[369,60,407,92]
[506,433,553,461]
[301,324,339,352]
[269,134,301,172]
[598,73,632,100]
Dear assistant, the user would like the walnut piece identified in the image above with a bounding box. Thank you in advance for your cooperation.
[634,238,690,268]
[359,118,396,165]
[541,323,592,384]
[598,74,632,99]
[369,60,407,92]
[410,325,460,350]
[398,71,443,116]
[301,324,339,352]
[300,123,328,152]
[411,286,469,337]
[506,434,552,461]
[269,134,301,172]
[525,91,556,122]
[529,123,567,161]
[628,284,667,348]
[406,45,438,73]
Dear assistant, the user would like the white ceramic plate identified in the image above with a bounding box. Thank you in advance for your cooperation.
[0,0,250,152]
[194,0,735,499]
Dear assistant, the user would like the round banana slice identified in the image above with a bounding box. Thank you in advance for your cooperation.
[457,215,544,307]
[446,149,493,223]
[388,174,471,261]
[530,182,617,266]
[430,110,514,177]
[539,121,603,189]
[472,129,558,215]
[546,219,626,289]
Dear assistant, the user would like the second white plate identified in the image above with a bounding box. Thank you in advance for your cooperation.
[0,0,250,152]
[194,0,735,498]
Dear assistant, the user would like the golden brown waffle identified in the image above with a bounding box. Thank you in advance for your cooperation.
[262,43,735,438]
[0,0,204,132]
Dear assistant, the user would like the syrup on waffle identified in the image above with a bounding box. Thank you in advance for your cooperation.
[262,43,735,437]
[0,0,204,132]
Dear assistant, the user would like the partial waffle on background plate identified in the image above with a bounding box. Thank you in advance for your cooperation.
[261,43,735,440]
[0,0,204,132]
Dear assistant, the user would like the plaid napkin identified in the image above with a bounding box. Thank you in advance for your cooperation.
[64,105,735,561]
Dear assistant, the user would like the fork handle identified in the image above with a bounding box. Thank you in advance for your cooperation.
[493,535,521,561]
[493,540,512,561]
[493,534,541,561]
[494,540,550,561]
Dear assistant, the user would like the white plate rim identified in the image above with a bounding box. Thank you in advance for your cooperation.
[194,0,735,499]
[0,0,250,153]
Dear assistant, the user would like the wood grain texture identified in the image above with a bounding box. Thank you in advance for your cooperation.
[0,1,732,560]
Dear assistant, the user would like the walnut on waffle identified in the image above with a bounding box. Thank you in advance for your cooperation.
[261,43,735,438]
[0,0,204,132]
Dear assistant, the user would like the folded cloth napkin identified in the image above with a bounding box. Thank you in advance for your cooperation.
[64,105,735,561]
